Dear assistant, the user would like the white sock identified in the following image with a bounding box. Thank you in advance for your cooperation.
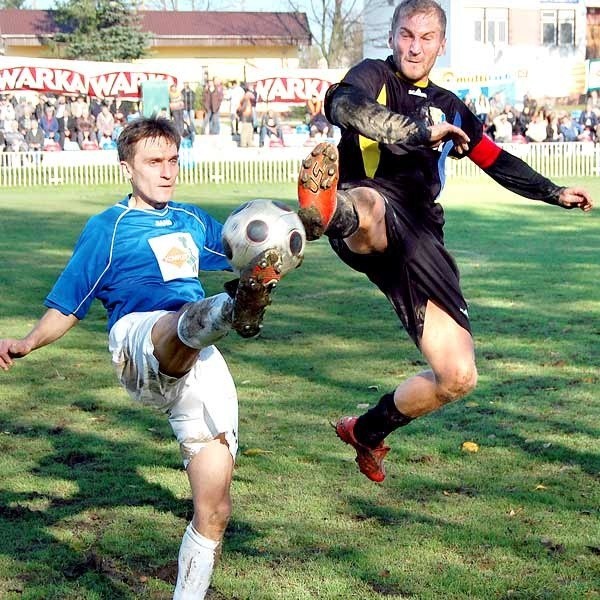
[173,522,219,600]
[177,293,233,349]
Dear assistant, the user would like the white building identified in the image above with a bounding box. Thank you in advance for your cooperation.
[362,0,589,103]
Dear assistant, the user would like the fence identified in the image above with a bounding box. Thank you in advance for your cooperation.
[1,142,599,188]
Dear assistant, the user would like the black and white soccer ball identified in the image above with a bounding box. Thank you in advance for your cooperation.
[222,199,306,275]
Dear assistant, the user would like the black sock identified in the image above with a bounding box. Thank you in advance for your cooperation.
[326,190,359,238]
[353,392,413,448]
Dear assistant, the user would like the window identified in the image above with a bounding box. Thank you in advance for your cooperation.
[541,10,575,47]
[470,8,508,45]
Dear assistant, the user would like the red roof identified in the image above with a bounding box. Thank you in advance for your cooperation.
[0,9,311,44]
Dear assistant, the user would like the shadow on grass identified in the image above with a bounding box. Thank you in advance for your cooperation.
[0,194,598,597]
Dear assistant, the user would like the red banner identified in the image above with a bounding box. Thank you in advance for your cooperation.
[250,76,335,104]
[0,59,177,99]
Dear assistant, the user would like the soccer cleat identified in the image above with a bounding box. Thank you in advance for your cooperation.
[334,416,390,483]
[297,142,339,240]
[230,248,283,338]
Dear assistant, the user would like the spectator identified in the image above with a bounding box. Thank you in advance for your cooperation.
[305,94,323,125]
[80,129,99,150]
[306,93,333,139]
[24,118,44,152]
[491,112,513,143]
[112,112,126,142]
[258,110,284,147]
[181,114,195,146]
[237,88,255,147]
[169,84,185,136]
[39,106,60,141]
[3,119,28,152]
[227,80,245,137]
[181,82,197,138]
[96,104,115,142]
[309,111,333,139]
[99,134,117,150]
[578,99,597,141]
[525,110,547,143]
[203,77,224,135]
[545,111,560,142]
[475,91,490,125]
[76,106,96,147]
[127,103,141,123]
[559,114,586,142]
[55,95,68,148]
[90,97,104,119]
[70,95,88,120]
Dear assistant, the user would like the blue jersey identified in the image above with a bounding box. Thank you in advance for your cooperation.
[45,197,231,330]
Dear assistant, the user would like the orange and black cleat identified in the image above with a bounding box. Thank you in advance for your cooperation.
[334,416,390,483]
[297,142,339,240]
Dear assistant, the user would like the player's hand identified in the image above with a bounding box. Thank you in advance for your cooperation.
[558,187,594,212]
[0,338,32,371]
[428,122,470,154]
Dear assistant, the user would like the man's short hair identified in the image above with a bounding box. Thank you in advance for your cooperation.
[117,116,180,163]
[391,0,447,36]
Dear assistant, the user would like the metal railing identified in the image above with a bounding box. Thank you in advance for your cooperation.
[1,142,599,188]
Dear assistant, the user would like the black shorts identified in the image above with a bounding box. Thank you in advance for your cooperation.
[330,180,471,347]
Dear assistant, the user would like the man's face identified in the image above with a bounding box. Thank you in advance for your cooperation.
[121,136,179,209]
[389,9,446,84]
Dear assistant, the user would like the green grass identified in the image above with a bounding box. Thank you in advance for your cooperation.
[0,178,599,600]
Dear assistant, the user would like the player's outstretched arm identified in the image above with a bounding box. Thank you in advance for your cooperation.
[0,309,79,371]
[326,83,469,152]
[469,137,595,211]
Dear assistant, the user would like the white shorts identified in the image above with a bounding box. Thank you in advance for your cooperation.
[108,310,238,468]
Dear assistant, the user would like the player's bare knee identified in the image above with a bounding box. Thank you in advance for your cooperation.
[437,362,478,404]
[196,498,232,535]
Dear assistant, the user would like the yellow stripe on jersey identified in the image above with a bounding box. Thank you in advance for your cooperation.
[358,85,387,178]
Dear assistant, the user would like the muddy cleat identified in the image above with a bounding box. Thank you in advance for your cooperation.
[334,416,390,483]
[230,248,283,338]
[297,142,339,240]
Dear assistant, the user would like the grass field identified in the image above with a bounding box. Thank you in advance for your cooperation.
[0,178,598,600]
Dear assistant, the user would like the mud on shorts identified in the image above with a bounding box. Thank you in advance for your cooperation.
[108,310,238,469]
[330,180,471,347]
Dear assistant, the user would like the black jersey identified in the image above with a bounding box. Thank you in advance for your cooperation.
[325,56,485,205]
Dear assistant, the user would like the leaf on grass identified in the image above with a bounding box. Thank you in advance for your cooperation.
[461,441,479,453]
[535,484,548,490]
[242,448,273,457]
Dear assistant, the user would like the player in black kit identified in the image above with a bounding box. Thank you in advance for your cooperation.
[297,0,594,482]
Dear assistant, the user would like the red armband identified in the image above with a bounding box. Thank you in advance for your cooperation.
[468,135,502,169]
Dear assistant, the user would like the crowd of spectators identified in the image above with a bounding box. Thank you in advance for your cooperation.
[465,90,600,145]
[0,92,140,154]
[4,85,600,156]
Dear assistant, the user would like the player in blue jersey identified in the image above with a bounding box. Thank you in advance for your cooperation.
[297,0,594,483]
[0,117,286,599]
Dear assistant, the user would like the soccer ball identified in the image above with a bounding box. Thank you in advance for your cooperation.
[222,199,306,275]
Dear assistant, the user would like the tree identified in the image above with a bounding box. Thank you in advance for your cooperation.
[0,0,28,7]
[287,0,365,69]
[50,0,150,62]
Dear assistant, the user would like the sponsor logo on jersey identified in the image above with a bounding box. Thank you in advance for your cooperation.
[148,232,199,281]
[154,218,173,227]
[408,88,427,98]
[163,247,190,268]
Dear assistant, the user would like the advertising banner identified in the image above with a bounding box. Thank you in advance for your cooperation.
[0,56,177,99]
